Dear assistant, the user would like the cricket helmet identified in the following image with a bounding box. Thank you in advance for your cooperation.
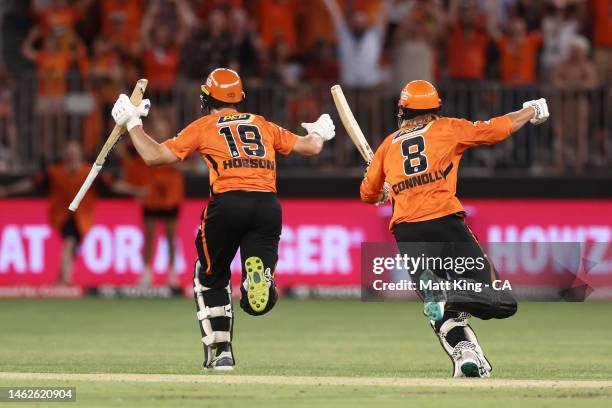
[398,80,441,110]
[397,80,441,128]
[201,68,244,103]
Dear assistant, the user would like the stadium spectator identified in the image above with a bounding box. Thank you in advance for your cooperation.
[228,7,261,81]
[540,0,581,76]
[21,28,89,161]
[303,39,339,82]
[82,34,124,156]
[0,65,17,172]
[496,17,542,85]
[551,35,598,173]
[0,141,139,285]
[445,0,490,81]
[100,0,143,50]
[391,0,444,88]
[257,0,300,57]
[322,0,390,158]
[141,0,196,127]
[591,0,612,84]
[178,7,232,120]
[32,0,92,51]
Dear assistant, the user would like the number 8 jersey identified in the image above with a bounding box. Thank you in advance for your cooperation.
[360,115,513,230]
[163,110,298,194]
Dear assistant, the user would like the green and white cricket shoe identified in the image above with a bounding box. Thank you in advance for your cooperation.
[452,341,491,378]
[420,269,446,321]
[244,256,271,313]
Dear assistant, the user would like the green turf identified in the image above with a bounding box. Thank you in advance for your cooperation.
[0,379,611,408]
[0,299,611,407]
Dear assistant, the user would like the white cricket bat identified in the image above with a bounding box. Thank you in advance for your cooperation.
[68,78,148,212]
[330,84,374,163]
[331,84,389,205]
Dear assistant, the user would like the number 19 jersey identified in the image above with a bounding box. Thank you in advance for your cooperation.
[163,110,298,194]
[360,116,513,230]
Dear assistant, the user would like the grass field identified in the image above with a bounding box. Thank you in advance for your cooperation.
[0,299,611,407]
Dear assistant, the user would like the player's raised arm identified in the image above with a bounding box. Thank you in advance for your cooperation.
[292,114,336,156]
[456,98,549,148]
[111,95,179,166]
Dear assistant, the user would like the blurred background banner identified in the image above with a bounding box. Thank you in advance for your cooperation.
[1,198,610,292]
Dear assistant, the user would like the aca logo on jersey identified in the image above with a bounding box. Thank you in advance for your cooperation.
[217,113,255,125]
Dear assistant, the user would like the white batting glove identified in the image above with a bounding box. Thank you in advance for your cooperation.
[375,182,390,206]
[111,94,151,131]
[522,98,549,125]
[301,113,335,141]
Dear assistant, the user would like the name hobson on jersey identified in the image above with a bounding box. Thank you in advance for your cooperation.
[369,255,512,292]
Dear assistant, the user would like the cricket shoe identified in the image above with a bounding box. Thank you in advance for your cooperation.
[243,256,272,313]
[452,341,491,378]
[420,269,446,322]
[205,342,234,371]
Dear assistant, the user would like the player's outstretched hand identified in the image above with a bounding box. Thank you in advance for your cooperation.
[522,98,549,125]
[111,94,151,131]
[301,113,335,141]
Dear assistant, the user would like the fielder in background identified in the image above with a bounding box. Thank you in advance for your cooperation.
[110,68,335,370]
[360,80,549,378]
[118,116,185,287]
[0,141,138,285]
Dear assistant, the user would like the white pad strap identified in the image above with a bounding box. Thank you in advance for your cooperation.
[438,313,469,337]
[197,305,232,320]
[202,331,231,346]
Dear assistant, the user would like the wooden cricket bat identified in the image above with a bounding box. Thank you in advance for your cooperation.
[330,84,375,163]
[68,78,148,212]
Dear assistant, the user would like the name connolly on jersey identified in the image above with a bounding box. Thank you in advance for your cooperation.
[391,163,454,195]
[223,157,275,170]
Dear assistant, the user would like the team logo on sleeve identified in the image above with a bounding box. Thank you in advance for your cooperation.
[217,113,255,125]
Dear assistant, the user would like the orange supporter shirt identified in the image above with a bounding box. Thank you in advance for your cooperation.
[33,163,101,236]
[36,6,83,39]
[447,23,489,79]
[258,0,299,54]
[592,0,612,46]
[101,0,142,44]
[497,33,542,85]
[163,111,299,194]
[361,116,513,230]
[143,46,179,91]
[35,51,71,96]
[122,155,184,210]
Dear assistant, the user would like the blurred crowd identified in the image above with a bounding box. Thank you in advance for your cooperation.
[0,0,611,175]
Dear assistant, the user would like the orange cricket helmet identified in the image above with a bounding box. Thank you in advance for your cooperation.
[200,68,245,114]
[398,80,441,110]
[397,80,441,128]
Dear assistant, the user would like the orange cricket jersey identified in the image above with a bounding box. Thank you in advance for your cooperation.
[122,155,184,210]
[360,116,513,230]
[163,111,298,194]
[33,163,99,236]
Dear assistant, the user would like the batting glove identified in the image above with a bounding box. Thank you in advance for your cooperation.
[375,182,390,206]
[522,98,549,125]
[301,113,335,141]
[111,94,151,131]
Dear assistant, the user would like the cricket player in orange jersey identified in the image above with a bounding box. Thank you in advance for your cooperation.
[111,68,335,370]
[361,80,549,378]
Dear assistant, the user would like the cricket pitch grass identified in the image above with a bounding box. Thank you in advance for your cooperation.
[0,299,610,407]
